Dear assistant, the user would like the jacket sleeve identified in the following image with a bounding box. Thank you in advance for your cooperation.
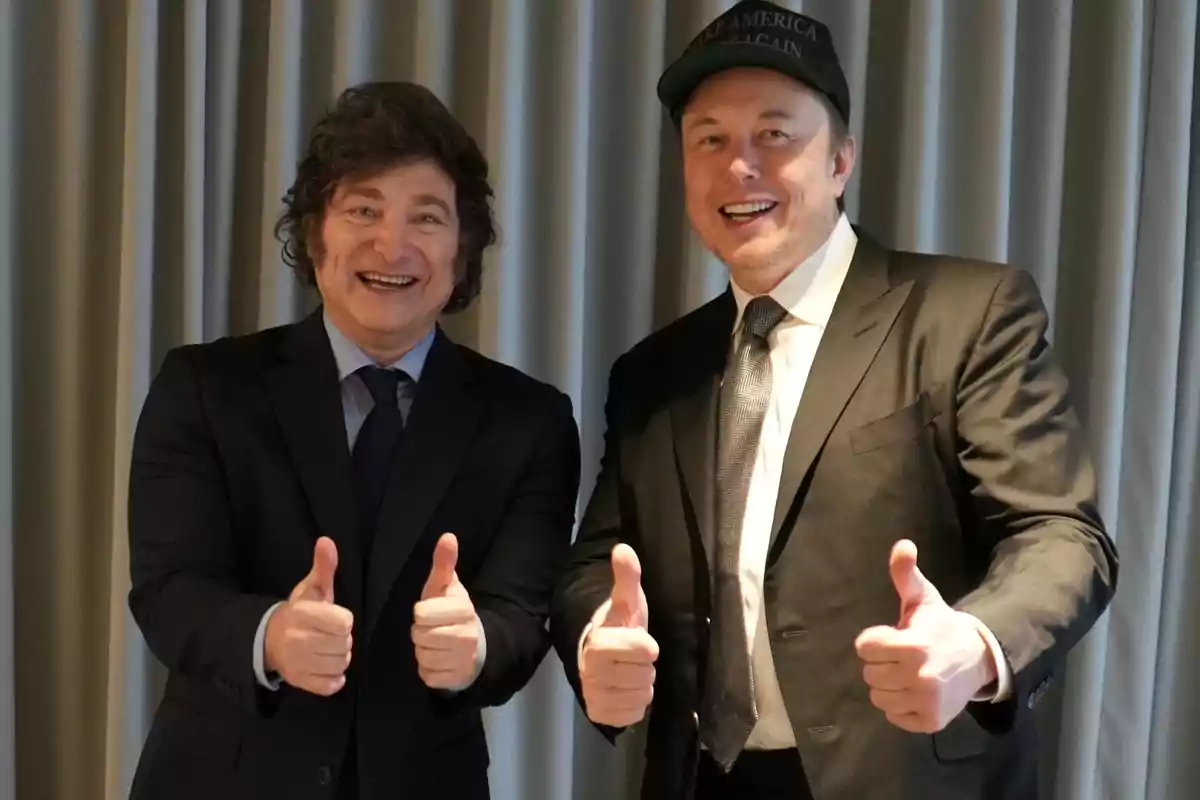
[951,268,1119,732]
[455,388,583,708]
[127,347,281,716]
[550,355,636,743]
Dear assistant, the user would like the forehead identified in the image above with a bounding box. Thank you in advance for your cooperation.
[332,159,455,201]
[683,67,825,120]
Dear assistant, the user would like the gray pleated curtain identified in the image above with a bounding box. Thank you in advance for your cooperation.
[2,1,1197,799]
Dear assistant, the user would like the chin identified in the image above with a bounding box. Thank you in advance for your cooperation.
[344,307,403,336]
[722,243,781,272]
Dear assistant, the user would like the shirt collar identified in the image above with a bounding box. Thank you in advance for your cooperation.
[730,212,858,330]
[322,311,436,383]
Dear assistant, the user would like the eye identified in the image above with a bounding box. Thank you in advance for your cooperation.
[414,213,445,226]
[693,133,724,150]
[760,129,792,144]
[347,206,381,220]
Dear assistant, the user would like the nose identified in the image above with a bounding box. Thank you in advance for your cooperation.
[728,143,761,182]
[372,218,408,262]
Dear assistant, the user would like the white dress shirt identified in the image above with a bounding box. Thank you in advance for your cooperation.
[583,213,1010,746]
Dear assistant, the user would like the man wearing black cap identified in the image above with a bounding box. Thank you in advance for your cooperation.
[551,2,1117,798]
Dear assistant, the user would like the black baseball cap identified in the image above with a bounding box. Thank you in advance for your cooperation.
[657,0,851,127]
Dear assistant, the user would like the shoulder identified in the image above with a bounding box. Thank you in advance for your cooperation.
[451,343,575,419]
[878,238,1045,312]
[863,234,1053,365]
[153,322,292,386]
[609,291,732,381]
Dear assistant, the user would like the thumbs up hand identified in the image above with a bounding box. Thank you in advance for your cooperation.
[292,535,339,603]
[412,534,482,689]
[264,537,355,696]
[854,540,998,733]
[579,544,658,728]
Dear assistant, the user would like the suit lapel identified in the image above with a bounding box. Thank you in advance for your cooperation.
[365,329,481,641]
[670,291,737,577]
[265,310,364,612]
[769,235,912,550]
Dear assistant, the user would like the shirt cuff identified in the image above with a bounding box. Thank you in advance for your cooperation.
[577,600,612,666]
[253,601,285,690]
[444,615,488,692]
[961,612,1012,702]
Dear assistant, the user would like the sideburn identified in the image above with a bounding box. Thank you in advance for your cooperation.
[302,213,326,284]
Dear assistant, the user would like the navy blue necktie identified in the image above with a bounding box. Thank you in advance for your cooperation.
[351,366,409,560]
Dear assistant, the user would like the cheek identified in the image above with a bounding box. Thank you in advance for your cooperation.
[323,228,371,267]
[779,158,829,208]
[683,159,717,210]
[429,232,462,286]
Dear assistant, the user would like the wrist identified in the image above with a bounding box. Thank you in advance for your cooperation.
[972,626,998,693]
[263,607,286,675]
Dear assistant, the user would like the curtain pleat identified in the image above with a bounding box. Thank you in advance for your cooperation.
[0,0,16,796]
[3,2,1199,799]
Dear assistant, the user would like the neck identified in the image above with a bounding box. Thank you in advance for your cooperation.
[358,335,425,365]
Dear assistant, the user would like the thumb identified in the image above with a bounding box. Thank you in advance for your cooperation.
[422,533,459,599]
[604,544,643,627]
[889,539,939,624]
[296,536,337,603]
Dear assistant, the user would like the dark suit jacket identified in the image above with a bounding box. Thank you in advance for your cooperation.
[550,231,1118,800]
[127,310,581,800]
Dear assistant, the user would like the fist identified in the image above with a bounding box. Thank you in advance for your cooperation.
[854,539,997,733]
[265,537,354,696]
[412,533,482,689]
[580,544,658,728]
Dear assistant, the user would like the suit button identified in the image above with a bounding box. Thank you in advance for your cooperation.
[316,766,332,785]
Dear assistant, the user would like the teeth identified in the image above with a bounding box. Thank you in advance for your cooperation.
[722,201,776,215]
[361,272,415,287]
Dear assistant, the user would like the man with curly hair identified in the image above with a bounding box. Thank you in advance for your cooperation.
[126,81,581,800]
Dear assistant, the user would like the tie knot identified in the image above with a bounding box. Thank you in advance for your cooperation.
[357,366,408,408]
[741,295,788,340]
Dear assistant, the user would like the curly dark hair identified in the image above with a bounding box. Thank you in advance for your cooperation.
[274,81,496,313]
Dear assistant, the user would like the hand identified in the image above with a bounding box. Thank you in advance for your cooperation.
[854,540,997,733]
[580,544,658,728]
[264,537,354,696]
[412,533,482,689]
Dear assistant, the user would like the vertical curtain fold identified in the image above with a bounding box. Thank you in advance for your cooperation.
[103,0,159,792]
[0,0,15,796]
[3,2,1199,799]
[1149,40,1200,794]
[1113,1,1198,798]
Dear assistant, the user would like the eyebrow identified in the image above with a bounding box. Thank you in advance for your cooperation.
[412,193,453,216]
[684,108,796,133]
[685,115,720,133]
[759,108,795,121]
[338,187,453,216]
[341,185,384,202]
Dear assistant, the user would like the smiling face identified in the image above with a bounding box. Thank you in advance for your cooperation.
[312,159,460,362]
[681,67,855,295]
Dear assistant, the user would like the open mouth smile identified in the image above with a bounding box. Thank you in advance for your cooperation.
[719,201,778,223]
[358,271,418,291]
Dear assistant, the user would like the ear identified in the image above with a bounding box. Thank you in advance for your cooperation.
[832,134,857,189]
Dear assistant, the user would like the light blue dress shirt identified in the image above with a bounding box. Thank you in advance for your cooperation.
[251,314,485,692]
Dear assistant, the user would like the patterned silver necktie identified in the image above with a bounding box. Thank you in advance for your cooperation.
[699,294,788,771]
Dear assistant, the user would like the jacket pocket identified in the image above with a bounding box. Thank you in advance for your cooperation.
[931,711,990,763]
[850,391,938,454]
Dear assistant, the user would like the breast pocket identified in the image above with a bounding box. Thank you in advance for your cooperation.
[849,390,939,454]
